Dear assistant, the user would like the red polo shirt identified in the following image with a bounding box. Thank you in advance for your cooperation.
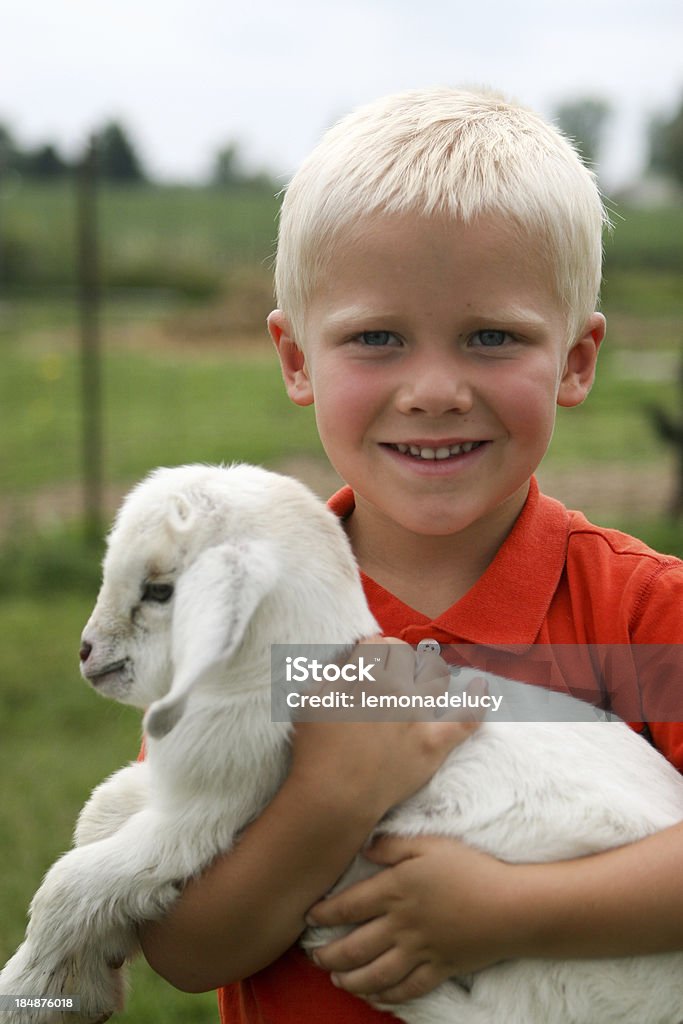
[219,477,683,1023]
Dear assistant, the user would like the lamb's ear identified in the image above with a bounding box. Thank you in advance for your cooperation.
[166,493,196,534]
[144,538,277,740]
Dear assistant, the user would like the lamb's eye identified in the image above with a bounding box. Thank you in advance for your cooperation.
[142,582,174,603]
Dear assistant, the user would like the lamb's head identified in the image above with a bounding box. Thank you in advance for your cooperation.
[79,464,242,712]
[79,463,378,738]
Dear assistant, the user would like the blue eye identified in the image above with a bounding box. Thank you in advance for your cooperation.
[472,330,508,347]
[359,331,395,346]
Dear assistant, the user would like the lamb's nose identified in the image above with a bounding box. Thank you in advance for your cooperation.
[79,640,93,663]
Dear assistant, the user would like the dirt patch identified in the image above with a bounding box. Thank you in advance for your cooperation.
[278,455,676,524]
[536,462,675,522]
[0,482,131,541]
[0,460,342,542]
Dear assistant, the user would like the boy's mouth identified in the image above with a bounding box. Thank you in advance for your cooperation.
[386,441,485,461]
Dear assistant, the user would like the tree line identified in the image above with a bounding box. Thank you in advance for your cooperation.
[555,95,683,186]
[0,121,145,182]
[1,95,682,187]
[0,119,277,189]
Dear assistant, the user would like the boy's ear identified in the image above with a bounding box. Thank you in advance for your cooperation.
[557,313,606,409]
[268,310,314,407]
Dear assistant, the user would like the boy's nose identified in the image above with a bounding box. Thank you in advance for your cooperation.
[395,362,474,416]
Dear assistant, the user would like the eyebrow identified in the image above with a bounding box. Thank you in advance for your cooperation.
[463,310,549,331]
[319,306,550,332]
[319,307,395,328]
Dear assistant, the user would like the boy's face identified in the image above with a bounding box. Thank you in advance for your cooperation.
[271,212,604,540]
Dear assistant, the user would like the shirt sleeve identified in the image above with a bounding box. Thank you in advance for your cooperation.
[630,560,683,769]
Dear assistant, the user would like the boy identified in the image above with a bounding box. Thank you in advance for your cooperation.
[139,88,683,1022]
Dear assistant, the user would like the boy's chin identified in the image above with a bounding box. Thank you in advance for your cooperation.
[358,481,532,539]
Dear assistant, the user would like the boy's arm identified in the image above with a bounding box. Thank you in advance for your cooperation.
[139,759,381,992]
[307,824,683,1004]
[139,705,479,993]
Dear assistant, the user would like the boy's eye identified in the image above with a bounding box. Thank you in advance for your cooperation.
[470,330,510,348]
[357,331,397,347]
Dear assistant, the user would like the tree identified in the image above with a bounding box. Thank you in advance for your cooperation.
[648,96,683,186]
[0,125,69,178]
[96,121,146,182]
[21,143,69,178]
[0,122,20,173]
[553,97,612,169]
[212,142,245,187]
[211,140,276,190]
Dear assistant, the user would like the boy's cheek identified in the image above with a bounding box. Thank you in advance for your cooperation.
[314,384,373,441]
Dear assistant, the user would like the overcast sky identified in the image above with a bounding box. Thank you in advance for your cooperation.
[2,0,682,191]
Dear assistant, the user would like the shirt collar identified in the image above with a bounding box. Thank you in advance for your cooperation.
[327,477,569,651]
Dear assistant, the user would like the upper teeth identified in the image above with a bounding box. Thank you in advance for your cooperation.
[394,442,481,460]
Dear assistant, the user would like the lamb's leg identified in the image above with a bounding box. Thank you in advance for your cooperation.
[0,809,186,1024]
[74,762,149,847]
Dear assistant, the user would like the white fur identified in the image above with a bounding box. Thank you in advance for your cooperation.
[1,463,682,1024]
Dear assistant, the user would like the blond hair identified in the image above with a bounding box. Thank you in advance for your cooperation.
[275,87,609,344]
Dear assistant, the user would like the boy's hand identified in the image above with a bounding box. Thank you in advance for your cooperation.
[306,834,514,1003]
[290,638,483,821]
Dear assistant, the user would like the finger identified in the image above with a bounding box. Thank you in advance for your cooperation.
[359,640,454,713]
[409,652,456,721]
[413,649,451,691]
[435,674,489,726]
[307,874,391,927]
[311,917,392,973]
[299,639,411,721]
[363,833,423,866]
[354,636,411,673]
[371,642,444,709]
[330,948,419,997]
[372,961,449,1004]
[375,639,419,688]
[356,635,406,648]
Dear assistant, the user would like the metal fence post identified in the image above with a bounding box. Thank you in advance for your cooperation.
[76,134,104,542]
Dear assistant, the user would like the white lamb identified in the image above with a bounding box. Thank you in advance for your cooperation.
[1,463,683,1024]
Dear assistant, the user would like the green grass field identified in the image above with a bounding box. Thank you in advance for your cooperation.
[0,596,220,1022]
[1,179,281,295]
[0,182,681,1022]
[0,320,322,494]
